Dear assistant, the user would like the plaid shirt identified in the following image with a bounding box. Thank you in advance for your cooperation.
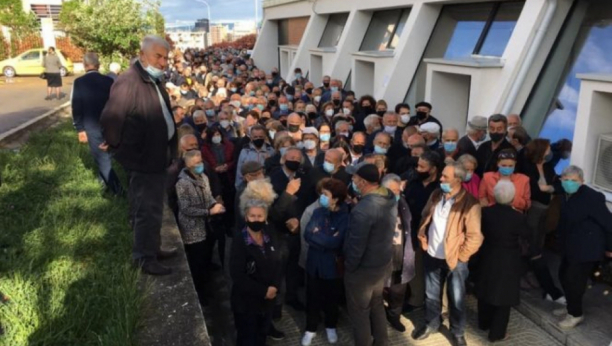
[242,227,270,254]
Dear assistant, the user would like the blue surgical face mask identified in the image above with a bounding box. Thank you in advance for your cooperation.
[499,166,515,176]
[320,133,331,142]
[395,194,400,202]
[465,172,473,182]
[286,95,294,101]
[205,109,215,117]
[444,141,457,153]
[331,86,338,93]
[440,183,452,193]
[561,180,581,194]
[230,87,237,93]
[279,104,289,111]
[249,91,255,97]
[352,181,361,196]
[279,147,288,157]
[295,73,302,79]
[323,161,335,173]
[374,145,388,155]
[145,63,164,79]
[319,194,330,208]
[193,163,204,175]
[256,104,265,111]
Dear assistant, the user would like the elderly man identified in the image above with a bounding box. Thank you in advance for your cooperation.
[439,128,460,163]
[286,113,303,140]
[100,35,178,275]
[372,131,392,156]
[457,116,488,158]
[413,163,483,346]
[420,122,441,150]
[108,62,121,80]
[381,112,402,143]
[235,125,274,188]
[507,114,532,143]
[393,134,427,175]
[344,164,397,346]
[308,148,352,195]
[349,132,367,166]
[72,52,124,196]
[320,79,346,104]
[334,120,351,139]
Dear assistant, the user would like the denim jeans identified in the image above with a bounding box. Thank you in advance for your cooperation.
[85,130,124,195]
[424,254,469,337]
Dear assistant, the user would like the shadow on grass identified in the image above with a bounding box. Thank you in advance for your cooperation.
[0,121,140,346]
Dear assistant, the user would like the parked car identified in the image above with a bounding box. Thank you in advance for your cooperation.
[0,48,74,78]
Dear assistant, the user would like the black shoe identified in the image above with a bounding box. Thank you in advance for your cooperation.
[157,248,178,261]
[267,325,285,340]
[134,259,172,276]
[287,299,305,311]
[453,335,467,346]
[386,314,406,332]
[44,96,52,100]
[411,325,437,340]
[403,304,424,314]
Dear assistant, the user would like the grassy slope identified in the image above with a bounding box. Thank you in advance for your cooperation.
[0,121,143,346]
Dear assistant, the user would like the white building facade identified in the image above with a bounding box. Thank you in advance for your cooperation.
[253,0,612,201]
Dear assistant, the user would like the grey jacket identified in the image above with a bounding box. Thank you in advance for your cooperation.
[176,168,216,244]
[43,53,61,73]
[344,186,397,273]
[234,142,274,188]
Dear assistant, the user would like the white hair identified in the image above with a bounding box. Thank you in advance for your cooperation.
[83,52,100,67]
[449,162,467,181]
[494,180,515,205]
[109,62,121,73]
[141,35,170,52]
[363,114,379,128]
[193,110,206,120]
[442,128,459,139]
[562,165,584,180]
[335,120,349,132]
[381,173,401,187]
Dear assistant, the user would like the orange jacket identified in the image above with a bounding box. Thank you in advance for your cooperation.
[479,171,531,212]
[418,188,483,270]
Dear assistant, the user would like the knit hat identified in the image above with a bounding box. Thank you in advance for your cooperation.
[241,161,263,176]
[355,164,380,183]
[301,127,319,137]
[420,122,440,134]
[468,116,488,131]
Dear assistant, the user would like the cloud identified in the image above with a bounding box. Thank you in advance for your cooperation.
[160,0,262,24]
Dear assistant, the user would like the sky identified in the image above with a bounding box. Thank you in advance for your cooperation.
[160,0,262,26]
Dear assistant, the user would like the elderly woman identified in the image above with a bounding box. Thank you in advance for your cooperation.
[382,174,414,333]
[478,181,531,342]
[176,150,226,305]
[457,154,481,199]
[553,166,612,329]
[231,196,282,346]
[479,149,531,213]
[301,178,349,346]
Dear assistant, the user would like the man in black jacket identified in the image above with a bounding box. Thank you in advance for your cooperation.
[100,35,178,276]
[72,52,124,196]
[344,164,397,346]
[475,114,514,177]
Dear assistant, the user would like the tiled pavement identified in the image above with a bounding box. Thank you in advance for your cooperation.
[202,240,566,346]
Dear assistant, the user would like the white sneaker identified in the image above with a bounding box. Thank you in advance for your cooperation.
[558,315,584,329]
[326,328,338,344]
[545,294,567,305]
[553,308,567,317]
[301,331,316,346]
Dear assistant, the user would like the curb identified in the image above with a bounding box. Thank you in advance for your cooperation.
[0,101,71,144]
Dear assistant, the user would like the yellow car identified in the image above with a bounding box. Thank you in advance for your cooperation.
[0,48,74,78]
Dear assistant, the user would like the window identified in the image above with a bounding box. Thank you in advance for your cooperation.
[278,19,289,45]
[319,13,349,47]
[405,1,524,105]
[21,51,40,61]
[522,1,612,172]
[360,8,411,51]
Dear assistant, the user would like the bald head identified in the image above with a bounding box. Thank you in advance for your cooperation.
[180,134,198,152]
[408,134,425,147]
[325,148,343,166]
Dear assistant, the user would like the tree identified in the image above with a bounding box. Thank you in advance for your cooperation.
[0,0,39,40]
[59,0,165,63]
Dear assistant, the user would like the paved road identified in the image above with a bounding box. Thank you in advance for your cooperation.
[0,75,77,134]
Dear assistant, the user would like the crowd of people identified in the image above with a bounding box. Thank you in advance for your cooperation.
[71,35,612,346]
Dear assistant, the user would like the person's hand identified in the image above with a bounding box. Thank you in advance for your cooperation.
[219,164,228,172]
[210,203,226,215]
[99,142,109,152]
[78,131,88,144]
[265,286,278,300]
[215,165,224,173]
[605,251,612,258]
[286,178,301,195]
[286,218,299,233]
[539,184,553,193]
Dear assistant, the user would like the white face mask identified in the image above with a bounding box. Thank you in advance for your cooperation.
[212,136,222,144]
[343,108,351,115]
[303,140,317,150]
[400,114,410,124]
[220,120,230,128]
[314,95,321,103]
[325,109,334,117]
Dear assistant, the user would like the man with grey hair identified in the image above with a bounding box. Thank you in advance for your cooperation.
[108,62,121,80]
[457,115,488,158]
[72,51,124,196]
[413,162,483,346]
[101,35,177,276]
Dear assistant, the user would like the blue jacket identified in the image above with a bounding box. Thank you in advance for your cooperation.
[71,71,114,132]
[304,204,349,280]
[558,185,612,263]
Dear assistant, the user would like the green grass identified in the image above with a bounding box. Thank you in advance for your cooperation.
[0,121,145,346]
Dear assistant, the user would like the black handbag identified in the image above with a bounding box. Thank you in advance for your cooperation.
[40,73,47,79]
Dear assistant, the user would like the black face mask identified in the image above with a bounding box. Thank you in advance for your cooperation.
[274,91,281,97]
[417,171,431,181]
[377,110,386,117]
[308,112,318,120]
[416,111,428,121]
[305,88,313,95]
[258,117,269,125]
[271,72,278,77]
[268,99,277,107]
[285,160,300,172]
[252,138,265,148]
[280,120,287,127]
[332,99,341,107]
[362,106,373,114]
[288,124,300,133]
[323,82,330,88]
[490,132,505,143]
[196,123,207,132]
[352,144,364,154]
[246,220,265,232]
